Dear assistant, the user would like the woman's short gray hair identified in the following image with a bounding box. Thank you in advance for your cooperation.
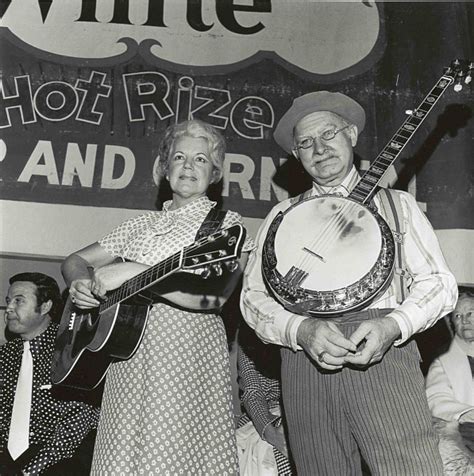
[155,119,226,183]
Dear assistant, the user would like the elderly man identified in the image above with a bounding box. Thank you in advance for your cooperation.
[426,287,474,423]
[0,272,99,475]
[241,91,458,475]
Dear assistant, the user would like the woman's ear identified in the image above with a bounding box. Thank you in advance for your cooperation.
[212,168,222,183]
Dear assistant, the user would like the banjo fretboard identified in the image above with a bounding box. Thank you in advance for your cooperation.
[349,73,456,204]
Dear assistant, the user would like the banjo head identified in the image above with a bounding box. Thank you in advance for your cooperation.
[262,195,395,317]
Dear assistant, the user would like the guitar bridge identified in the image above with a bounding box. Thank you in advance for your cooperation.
[68,312,76,331]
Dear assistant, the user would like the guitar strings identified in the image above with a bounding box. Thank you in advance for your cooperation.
[100,231,230,310]
[101,245,192,310]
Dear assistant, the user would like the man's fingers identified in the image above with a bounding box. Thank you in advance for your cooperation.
[348,324,371,346]
[326,321,345,335]
[329,332,358,353]
[325,341,353,358]
[344,335,380,366]
[344,347,373,366]
[312,349,346,369]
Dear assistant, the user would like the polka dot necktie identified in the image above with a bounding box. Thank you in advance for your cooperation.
[8,340,33,460]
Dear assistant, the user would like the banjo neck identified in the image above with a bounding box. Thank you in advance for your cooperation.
[262,59,471,318]
[349,66,461,205]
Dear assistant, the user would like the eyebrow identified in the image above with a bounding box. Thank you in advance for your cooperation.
[295,124,339,137]
[7,293,27,300]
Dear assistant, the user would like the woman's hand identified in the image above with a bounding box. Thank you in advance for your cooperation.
[91,262,148,298]
[69,262,149,308]
[69,278,100,309]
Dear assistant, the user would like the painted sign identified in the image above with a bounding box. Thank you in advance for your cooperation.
[0,1,472,285]
[0,0,382,219]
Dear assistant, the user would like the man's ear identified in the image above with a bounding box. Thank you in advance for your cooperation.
[349,125,359,147]
[40,299,52,316]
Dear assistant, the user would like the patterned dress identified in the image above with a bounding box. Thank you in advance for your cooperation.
[90,197,254,475]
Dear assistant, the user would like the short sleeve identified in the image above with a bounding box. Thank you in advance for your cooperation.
[222,210,255,253]
[98,213,155,257]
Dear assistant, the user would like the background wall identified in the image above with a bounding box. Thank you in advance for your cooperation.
[1,2,473,360]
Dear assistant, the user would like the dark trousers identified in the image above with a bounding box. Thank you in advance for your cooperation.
[281,314,443,476]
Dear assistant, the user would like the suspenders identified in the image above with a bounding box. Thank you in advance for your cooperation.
[375,187,411,304]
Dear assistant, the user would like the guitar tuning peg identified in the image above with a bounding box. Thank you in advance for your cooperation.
[212,264,223,276]
[200,267,211,279]
[226,260,239,272]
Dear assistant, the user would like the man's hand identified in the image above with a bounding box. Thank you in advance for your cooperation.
[263,424,288,457]
[344,316,401,368]
[297,319,357,370]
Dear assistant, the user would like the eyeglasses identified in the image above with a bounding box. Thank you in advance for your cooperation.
[294,124,351,151]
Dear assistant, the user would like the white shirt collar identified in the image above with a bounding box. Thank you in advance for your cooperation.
[311,166,361,197]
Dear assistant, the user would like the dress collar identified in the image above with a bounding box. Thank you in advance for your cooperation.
[162,196,216,214]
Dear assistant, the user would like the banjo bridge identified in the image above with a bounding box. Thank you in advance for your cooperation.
[302,247,326,262]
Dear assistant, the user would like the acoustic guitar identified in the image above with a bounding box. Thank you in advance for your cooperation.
[52,224,246,390]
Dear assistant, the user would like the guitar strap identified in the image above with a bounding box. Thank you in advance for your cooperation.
[195,207,228,241]
[375,187,411,304]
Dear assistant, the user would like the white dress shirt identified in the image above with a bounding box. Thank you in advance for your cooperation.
[240,167,458,350]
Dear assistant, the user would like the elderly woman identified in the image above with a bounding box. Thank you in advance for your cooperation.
[426,287,474,423]
[62,119,254,475]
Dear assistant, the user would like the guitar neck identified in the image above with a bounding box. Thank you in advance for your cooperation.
[99,250,183,312]
[349,73,455,204]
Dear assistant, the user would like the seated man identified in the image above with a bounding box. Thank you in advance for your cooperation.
[0,272,100,475]
[426,287,474,423]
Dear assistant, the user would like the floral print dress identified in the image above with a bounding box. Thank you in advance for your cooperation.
[90,197,254,475]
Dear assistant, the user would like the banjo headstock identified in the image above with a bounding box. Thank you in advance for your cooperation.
[445,59,473,92]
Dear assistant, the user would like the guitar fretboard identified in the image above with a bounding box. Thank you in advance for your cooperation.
[98,250,183,312]
[349,74,455,204]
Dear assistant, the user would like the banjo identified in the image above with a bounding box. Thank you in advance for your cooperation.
[262,59,471,318]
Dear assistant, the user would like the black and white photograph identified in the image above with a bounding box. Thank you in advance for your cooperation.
[0,1,473,474]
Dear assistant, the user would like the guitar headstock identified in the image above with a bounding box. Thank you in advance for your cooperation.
[182,224,246,274]
[445,59,473,92]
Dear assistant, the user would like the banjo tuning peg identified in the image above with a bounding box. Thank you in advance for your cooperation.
[465,62,473,85]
